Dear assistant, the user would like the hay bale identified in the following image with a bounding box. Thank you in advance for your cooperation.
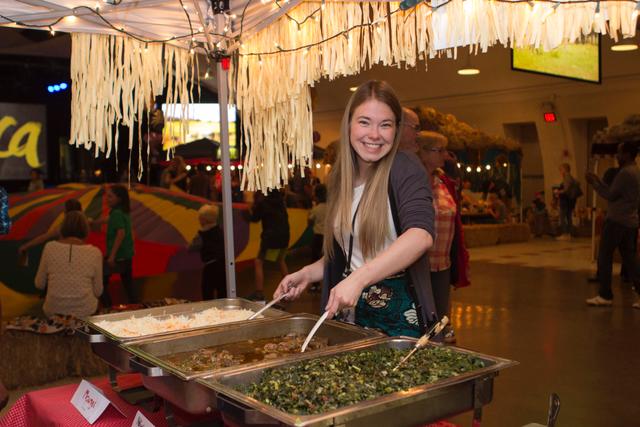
[0,330,108,390]
[463,224,530,248]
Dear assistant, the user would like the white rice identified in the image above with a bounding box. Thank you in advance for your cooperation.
[94,307,257,337]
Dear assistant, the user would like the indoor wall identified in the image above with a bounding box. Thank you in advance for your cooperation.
[311,36,640,207]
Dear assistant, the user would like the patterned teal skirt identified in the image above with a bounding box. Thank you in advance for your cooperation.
[355,275,421,338]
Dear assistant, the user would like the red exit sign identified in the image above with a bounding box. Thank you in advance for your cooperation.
[544,112,557,122]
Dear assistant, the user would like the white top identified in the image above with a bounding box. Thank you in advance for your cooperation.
[309,202,327,235]
[336,184,397,271]
[35,241,103,318]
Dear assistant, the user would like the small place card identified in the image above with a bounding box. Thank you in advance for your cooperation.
[132,411,155,427]
[70,379,114,424]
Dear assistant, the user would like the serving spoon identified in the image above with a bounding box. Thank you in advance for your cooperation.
[392,315,449,372]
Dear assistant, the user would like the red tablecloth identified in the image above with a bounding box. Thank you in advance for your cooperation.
[0,374,459,427]
[0,374,210,427]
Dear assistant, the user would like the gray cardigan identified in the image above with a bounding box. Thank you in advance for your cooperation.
[321,151,437,328]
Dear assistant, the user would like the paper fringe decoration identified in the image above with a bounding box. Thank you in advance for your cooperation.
[232,0,638,191]
[70,33,195,181]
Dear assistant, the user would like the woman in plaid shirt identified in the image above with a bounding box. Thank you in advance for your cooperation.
[417,131,458,342]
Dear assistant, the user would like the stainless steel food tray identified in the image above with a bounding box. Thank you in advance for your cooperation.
[79,298,288,372]
[126,314,384,414]
[200,337,518,426]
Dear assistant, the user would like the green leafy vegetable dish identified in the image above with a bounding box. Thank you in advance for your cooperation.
[237,346,486,415]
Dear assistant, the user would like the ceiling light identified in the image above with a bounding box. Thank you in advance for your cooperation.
[457,68,480,75]
[611,43,638,52]
[349,86,358,92]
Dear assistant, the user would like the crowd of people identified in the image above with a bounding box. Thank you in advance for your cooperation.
[1,80,478,345]
[3,78,638,342]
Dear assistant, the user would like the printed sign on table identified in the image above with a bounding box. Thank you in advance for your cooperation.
[70,379,122,424]
[132,411,156,427]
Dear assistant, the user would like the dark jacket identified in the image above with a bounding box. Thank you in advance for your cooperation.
[249,191,290,249]
[321,151,438,326]
[198,225,225,264]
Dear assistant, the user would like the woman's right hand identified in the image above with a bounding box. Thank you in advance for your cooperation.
[274,267,312,301]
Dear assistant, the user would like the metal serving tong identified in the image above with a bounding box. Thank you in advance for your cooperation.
[300,311,330,353]
[392,315,449,372]
[247,292,289,320]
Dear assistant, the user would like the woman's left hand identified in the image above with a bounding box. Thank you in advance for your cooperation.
[325,274,366,318]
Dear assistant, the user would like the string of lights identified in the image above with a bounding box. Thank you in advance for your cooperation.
[0,0,638,58]
[238,0,639,57]
[0,5,234,45]
[177,0,196,53]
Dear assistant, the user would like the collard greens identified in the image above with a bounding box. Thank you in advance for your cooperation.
[238,346,486,415]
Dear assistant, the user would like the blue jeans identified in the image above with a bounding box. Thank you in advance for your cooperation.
[558,198,574,235]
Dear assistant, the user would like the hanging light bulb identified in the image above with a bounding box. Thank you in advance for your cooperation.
[476,166,482,173]
[485,164,491,170]
[49,26,55,36]
[466,166,472,173]
[456,163,461,168]
[206,165,212,172]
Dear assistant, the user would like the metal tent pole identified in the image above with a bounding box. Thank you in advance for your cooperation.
[216,61,237,297]
[591,158,599,262]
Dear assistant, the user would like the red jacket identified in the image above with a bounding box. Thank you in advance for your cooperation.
[439,173,471,288]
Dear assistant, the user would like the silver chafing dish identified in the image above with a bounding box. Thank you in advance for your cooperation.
[79,298,287,373]
[201,337,517,426]
[125,314,384,414]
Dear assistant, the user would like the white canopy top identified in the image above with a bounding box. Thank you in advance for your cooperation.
[0,0,306,51]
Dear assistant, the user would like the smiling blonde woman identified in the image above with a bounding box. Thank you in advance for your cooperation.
[275,80,437,337]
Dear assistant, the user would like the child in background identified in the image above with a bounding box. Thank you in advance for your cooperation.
[531,191,550,237]
[308,184,327,292]
[190,204,226,300]
[102,185,135,306]
[27,168,44,193]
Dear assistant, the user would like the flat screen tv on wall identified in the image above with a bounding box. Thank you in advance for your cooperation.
[511,35,601,84]
[161,103,239,159]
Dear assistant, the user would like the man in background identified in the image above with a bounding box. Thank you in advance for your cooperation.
[399,107,420,154]
[585,141,640,309]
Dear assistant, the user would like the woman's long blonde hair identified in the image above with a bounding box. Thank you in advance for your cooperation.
[323,80,403,261]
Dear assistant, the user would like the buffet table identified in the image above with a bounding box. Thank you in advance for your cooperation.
[0,374,459,427]
[0,374,212,427]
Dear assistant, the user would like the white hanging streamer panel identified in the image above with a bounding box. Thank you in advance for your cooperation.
[70,33,195,179]
[232,0,638,191]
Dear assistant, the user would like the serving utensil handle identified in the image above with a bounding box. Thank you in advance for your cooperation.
[300,311,330,353]
[416,315,449,348]
[248,294,285,320]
